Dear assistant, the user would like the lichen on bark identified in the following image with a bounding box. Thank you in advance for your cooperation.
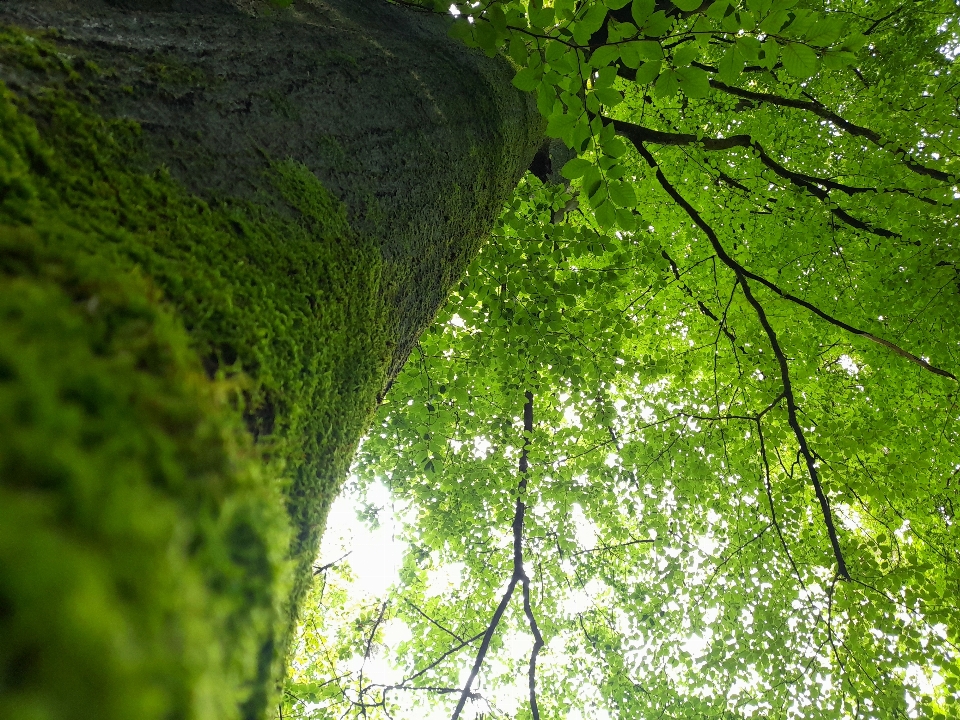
[0,2,543,719]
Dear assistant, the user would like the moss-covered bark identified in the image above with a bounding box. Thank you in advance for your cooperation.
[0,2,542,719]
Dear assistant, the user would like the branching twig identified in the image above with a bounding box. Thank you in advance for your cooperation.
[609,117,904,239]
[313,551,353,575]
[614,122,956,381]
[635,142,851,580]
[451,391,543,720]
[404,599,465,644]
[701,76,955,184]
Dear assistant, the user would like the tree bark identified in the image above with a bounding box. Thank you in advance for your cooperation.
[0,1,542,718]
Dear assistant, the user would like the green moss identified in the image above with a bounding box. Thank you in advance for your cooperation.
[0,25,391,720]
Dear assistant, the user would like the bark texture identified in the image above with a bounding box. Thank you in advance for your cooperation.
[2,0,542,384]
[0,2,542,719]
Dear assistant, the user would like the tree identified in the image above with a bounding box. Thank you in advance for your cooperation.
[0,2,540,719]
[282,1,960,719]
[0,0,957,719]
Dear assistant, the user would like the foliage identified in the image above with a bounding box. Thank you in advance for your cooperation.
[0,27,392,720]
[288,1,960,719]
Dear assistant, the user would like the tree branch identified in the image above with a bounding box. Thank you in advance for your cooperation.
[609,117,904,239]
[615,123,957,381]
[702,76,955,184]
[451,391,542,720]
[313,551,353,575]
[404,599,465,644]
[358,600,389,718]
[570,537,655,557]
[449,577,518,720]
[520,574,544,720]
[400,630,486,688]
[757,418,807,592]
[635,142,851,580]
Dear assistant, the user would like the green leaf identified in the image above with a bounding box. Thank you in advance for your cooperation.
[593,87,624,107]
[705,0,729,21]
[736,36,762,62]
[759,38,780,69]
[631,0,656,27]
[781,42,819,78]
[615,207,638,230]
[485,4,507,34]
[546,111,579,139]
[805,16,845,47]
[672,0,702,10]
[606,18,637,43]
[676,65,711,98]
[587,181,608,208]
[545,39,567,63]
[629,40,664,63]
[508,35,529,65]
[560,158,593,180]
[717,43,745,84]
[512,67,540,91]
[604,0,632,8]
[595,199,617,228]
[781,8,817,38]
[654,68,679,97]
[591,45,621,69]
[609,180,637,208]
[529,6,555,29]
[759,9,790,33]
[595,65,618,88]
[581,165,603,197]
[620,41,642,69]
[572,119,592,151]
[447,19,473,43]
[474,21,501,56]
[635,59,662,85]
[603,136,628,158]
[672,43,699,67]
[822,49,856,70]
[586,91,601,114]
[537,84,557,115]
[574,4,609,45]
[641,10,672,37]
[842,32,868,52]
[720,6,741,32]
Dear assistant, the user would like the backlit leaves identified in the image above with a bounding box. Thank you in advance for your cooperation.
[781,41,819,77]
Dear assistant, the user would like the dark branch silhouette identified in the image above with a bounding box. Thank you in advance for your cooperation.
[634,141,851,580]
[700,76,955,183]
[452,391,543,720]
[614,122,957,381]
[608,117,904,239]
[313,551,353,575]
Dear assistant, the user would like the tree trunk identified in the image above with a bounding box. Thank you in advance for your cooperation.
[0,1,542,718]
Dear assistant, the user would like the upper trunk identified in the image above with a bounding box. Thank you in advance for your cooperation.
[0,2,542,718]
[3,0,543,385]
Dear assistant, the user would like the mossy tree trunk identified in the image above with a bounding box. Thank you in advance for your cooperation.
[0,1,542,718]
